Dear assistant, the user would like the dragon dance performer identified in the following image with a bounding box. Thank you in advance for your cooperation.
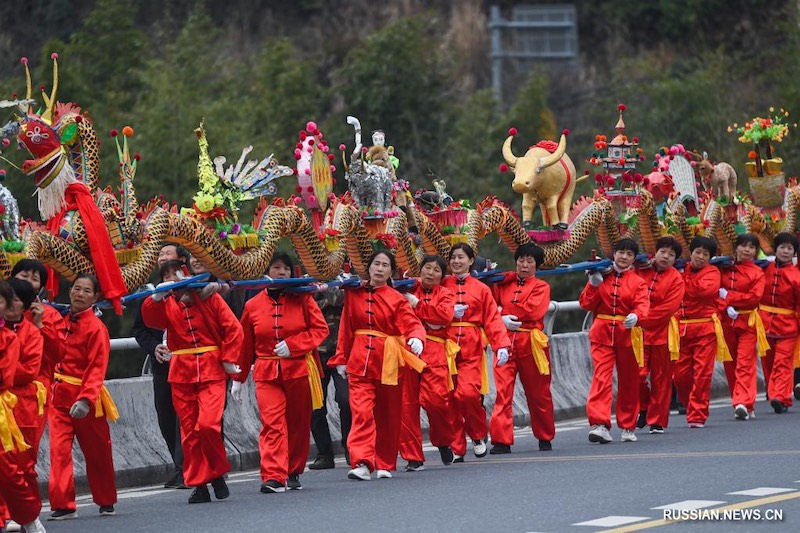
[329,251,426,481]
[718,233,766,421]
[142,260,244,504]
[635,237,685,434]
[490,243,554,454]
[758,233,800,414]
[442,244,510,461]
[0,279,46,533]
[232,253,329,493]
[399,255,457,471]
[0,280,44,529]
[11,260,66,445]
[579,238,649,444]
[673,236,725,428]
[48,275,118,521]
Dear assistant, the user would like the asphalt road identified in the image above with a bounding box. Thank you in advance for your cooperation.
[39,395,800,533]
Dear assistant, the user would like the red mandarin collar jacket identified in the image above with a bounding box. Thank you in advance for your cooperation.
[579,267,650,347]
[0,327,21,391]
[492,272,551,361]
[26,304,66,387]
[678,263,721,337]
[719,260,765,324]
[636,265,685,345]
[54,308,110,406]
[441,275,511,352]
[759,261,800,338]
[410,281,455,367]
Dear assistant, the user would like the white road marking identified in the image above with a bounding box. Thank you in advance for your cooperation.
[573,515,650,527]
[651,499,726,510]
[727,487,796,496]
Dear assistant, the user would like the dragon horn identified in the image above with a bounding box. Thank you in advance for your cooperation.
[539,134,567,169]
[21,57,32,113]
[41,53,59,123]
[502,135,518,168]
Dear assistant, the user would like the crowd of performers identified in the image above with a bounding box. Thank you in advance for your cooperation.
[1,229,800,530]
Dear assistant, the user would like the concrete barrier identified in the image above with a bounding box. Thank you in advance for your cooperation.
[35,332,762,493]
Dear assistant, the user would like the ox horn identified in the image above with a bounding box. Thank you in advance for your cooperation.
[539,134,567,169]
[502,136,518,168]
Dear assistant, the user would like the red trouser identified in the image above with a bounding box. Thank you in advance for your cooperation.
[0,451,41,525]
[0,425,40,523]
[722,322,758,410]
[763,337,795,407]
[399,365,455,462]
[490,351,555,445]
[255,376,311,482]
[638,345,673,427]
[450,353,489,456]
[347,374,402,472]
[172,380,230,487]
[48,405,116,510]
[673,334,716,425]
[587,342,640,430]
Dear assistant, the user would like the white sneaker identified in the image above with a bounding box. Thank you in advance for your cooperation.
[347,463,371,481]
[688,422,705,428]
[588,424,613,444]
[21,518,46,533]
[472,438,488,457]
[5,520,21,532]
[621,429,638,442]
[734,404,749,420]
[376,469,392,479]
[748,410,755,419]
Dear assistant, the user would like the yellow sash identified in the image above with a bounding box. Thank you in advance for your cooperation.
[256,353,325,410]
[171,345,220,355]
[517,327,550,375]
[595,314,644,368]
[427,334,461,391]
[739,309,768,358]
[0,390,30,453]
[758,305,800,368]
[668,316,680,361]
[354,329,427,385]
[679,314,732,361]
[34,380,47,415]
[53,372,119,422]
[450,322,491,394]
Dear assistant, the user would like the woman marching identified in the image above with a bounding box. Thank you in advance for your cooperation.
[232,253,329,493]
[398,255,457,470]
[719,233,766,420]
[48,274,118,521]
[329,251,426,480]
[442,244,510,461]
[579,238,649,444]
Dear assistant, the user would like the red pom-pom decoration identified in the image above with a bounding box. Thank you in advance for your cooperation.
[51,52,59,60]
[293,197,302,205]
[328,153,334,161]
[295,186,302,193]
[618,103,627,112]
[110,129,119,137]
[562,128,570,136]
[339,144,346,151]
[294,153,302,160]
[74,115,83,123]
[308,139,315,146]
[632,137,639,143]
[508,127,518,136]
[361,147,368,154]
[748,151,757,160]
[499,163,509,173]
[20,57,28,65]
[134,153,141,161]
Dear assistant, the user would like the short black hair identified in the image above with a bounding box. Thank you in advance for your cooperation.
[735,233,759,250]
[73,273,100,294]
[614,238,639,255]
[159,260,185,281]
[269,252,295,274]
[655,236,683,258]
[773,232,799,254]
[7,278,35,310]
[10,259,48,287]
[367,250,397,273]
[0,279,13,307]
[515,243,545,268]
[420,255,447,274]
[690,236,717,256]
[449,243,476,260]
[161,242,190,264]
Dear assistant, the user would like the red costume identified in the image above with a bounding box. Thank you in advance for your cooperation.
[579,268,649,430]
[490,273,554,446]
[673,263,723,426]
[142,292,244,487]
[636,266,684,428]
[399,282,456,463]
[441,275,510,457]
[237,290,328,484]
[329,284,425,472]
[27,304,66,445]
[758,261,800,408]
[720,260,765,412]
[48,308,117,512]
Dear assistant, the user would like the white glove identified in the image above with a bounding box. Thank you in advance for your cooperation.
[588,271,604,287]
[69,399,91,419]
[404,293,419,308]
[623,313,638,328]
[719,287,728,300]
[454,304,468,319]
[222,362,242,375]
[407,337,423,356]
[274,340,290,358]
[502,314,522,331]
[231,381,244,404]
[151,281,176,302]
[496,348,510,366]
[199,282,222,300]
[726,306,739,320]
[336,364,348,379]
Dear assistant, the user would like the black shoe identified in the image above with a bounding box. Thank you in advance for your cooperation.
[175,471,190,489]
[635,410,647,429]
[438,446,454,465]
[489,443,511,455]
[211,477,230,500]
[287,474,302,490]
[452,455,464,463]
[771,399,788,414]
[794,383,800,401]
[48,509,77,520]
[677,404,687,415]
[260,480,286,493]
[538,439,552,451]
[307,456,335,470]
[188,485,211,504]
[99,505,115,516]
[649,425,664,434]
[164,471,180,489]
[405,460,425,472]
